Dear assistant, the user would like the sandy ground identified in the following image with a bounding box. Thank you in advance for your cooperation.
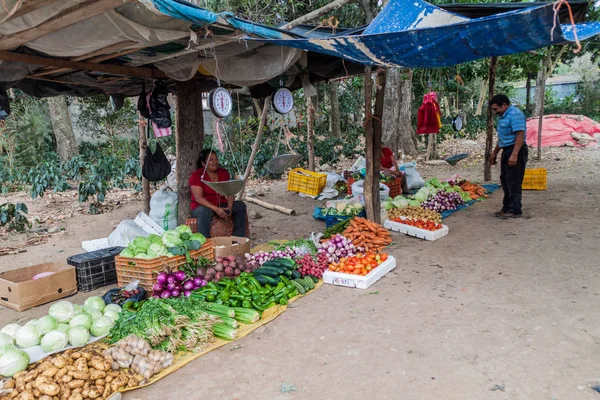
[1,147,599,400]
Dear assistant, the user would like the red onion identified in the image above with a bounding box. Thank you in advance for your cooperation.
[152,283,164,293]
[183,280,195,291]
[156,272,168,284]
[152,294,160,299]
[184,290,192,297]
[174,270,187,282]
[171,289,180,298]
[160,290,171,299]
[167,282,176,291]
[166,274,176,284]
[193,277,203,287]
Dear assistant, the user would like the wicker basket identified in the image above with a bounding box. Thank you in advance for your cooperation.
[115,240,213,291]
[185,215,250,236]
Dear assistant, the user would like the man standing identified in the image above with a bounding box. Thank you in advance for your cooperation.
[489,94,528,218]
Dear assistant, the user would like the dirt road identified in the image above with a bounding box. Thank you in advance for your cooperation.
[1,148,599,400]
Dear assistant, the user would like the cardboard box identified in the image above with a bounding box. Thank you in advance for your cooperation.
[212,236,251,259]
[0,263,77,312]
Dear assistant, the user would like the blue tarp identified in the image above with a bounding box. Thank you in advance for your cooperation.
[246,0,600,68]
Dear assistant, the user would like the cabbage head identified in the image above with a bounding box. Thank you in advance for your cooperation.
[68,326,90,347]
[132,236,151,253]
[90,317,114,337]
[414,188,430,203]
[0,349,30,376]
[120,248,135,258]
[0,343,17,356]
[148,243,168,256]
[0,333,14,346]
[56,324,70,333]
[104,310,119,323]
[162,231,182,247]
[15,325,40,348]
[72,304,83,315]
[104,304,122,314]
[49,301,75,323]
[69,313,93,330]
[0,323,21,338]
[175,225,192,235]
[134,253,154,260]
[147,234,163,245]
[83,296,105,314]
[392,197,409,209]
[40,330,68,353]
[384,198,394,211]
[36,316,58,336]
[87,309,103,322]
[189,233,207,245]
[409,200,421,207]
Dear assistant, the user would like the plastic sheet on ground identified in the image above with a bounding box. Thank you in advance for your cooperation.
[440,184,500,219]
[526,114,600,147]
[115,280,323,396]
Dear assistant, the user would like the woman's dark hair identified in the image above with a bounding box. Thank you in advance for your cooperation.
[196,149,216,169]
[489,94,510,107]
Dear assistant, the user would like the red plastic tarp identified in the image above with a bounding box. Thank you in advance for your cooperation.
[526,114,599,147]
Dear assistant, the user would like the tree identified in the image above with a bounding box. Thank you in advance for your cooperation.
[328,82,341,138]
[47,96,78,163]
[382,68,418,156]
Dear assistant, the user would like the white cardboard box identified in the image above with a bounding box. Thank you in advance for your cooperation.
[383,219,449,241]
[322,256,396,289]
[82,212,164,251]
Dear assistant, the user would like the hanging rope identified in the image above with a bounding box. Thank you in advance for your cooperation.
[552,0,581,53]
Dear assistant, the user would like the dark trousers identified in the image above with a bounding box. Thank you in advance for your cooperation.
[191,201,247,238]
[500,145,528,214]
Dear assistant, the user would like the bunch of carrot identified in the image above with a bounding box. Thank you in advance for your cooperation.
[460,181,488,200]
[342,217,392,252]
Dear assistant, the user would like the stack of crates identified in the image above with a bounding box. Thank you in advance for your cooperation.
[67,247,123,292]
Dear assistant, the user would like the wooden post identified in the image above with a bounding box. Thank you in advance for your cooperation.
[371,68,387,224]
[364,66,376,222]
[537,100,544,161]
[237,96,271,200]
[137,114,150,214]
[306,96,316,171]
[484,56,498,182]
[525,73,532,112]
[175,80,205,224]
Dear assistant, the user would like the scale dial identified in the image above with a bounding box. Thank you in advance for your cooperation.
[272,88,294,114]
[452,115,463,132]
[209,87,233,118]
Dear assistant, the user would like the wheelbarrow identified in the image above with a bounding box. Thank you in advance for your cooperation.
[445,153,470,166]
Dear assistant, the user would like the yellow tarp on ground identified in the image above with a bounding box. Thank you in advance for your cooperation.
[119,280,323,394]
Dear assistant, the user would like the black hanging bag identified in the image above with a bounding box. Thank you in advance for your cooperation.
[142,122,171,182]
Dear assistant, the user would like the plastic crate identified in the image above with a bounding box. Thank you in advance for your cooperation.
[347,176,356,195]
[115,240,214,291]
[325,210,367,228]
[383,178,402,198]
[67,247,123,292]
[522,168,547,190]
[287,168,327,197]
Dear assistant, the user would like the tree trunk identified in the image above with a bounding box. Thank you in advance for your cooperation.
[525,73,532,112]
[328,82,341,138]
[370,68,386,224]
[175,80,205,224]
[306,96,316,170]
[137,115,151,214]
[359,0,374,23]
[363,66,376,222]
[484,57,498,182]
[532,57,548,118]
[475,79,488,116]
[382,68,418,158]
[47,96,77,162]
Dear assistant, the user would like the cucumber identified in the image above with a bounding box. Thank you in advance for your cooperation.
[284,270,293,277]
[303,276,315,290]
[291,270,301,279]
[252,268,280,277]
[254,275,269,285]
[261,261,284,269]
[294,278,310,291]
[308,275,318,283]
[254,275,279,286]
[276,258,297,270]
[290,280,306,295]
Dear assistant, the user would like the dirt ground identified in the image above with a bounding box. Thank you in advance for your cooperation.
[1,146,599,400]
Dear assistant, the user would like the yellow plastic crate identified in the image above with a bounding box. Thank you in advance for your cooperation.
[287,168,327,197]
[522,168,547,190]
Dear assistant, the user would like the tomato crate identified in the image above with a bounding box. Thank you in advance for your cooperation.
[115,240,213,291]
[325,210,366,228]
[67,247,123,292]
[383,219,449,241]
[323,256,396,289]
[522,168,547,190]
[287,168,327,197]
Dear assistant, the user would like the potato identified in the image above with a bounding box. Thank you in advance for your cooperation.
[68,394,83,400]
[95,379,105,387]
[25,382,33,390]
[88,369,105,381]
[81,388,89,398]
[105,376,113,383]
[52,356,68,369]
[78,352,91,361]
[71,371,90,380]
[23,370,37,384]
[16,389,35,400]
[101,384,112,399]
[12,371,26,380]
[33,375,49,389]
[55,367,69,380]
[33,389,41,397]
[41,367,59,378]
[60,375,73,383]
[73,358,88,372]
[70,352,81,360]
[59,383,71,400]
[37,361,55,373]
[39,396,54,400]
[38,382,61,396]
[71,387,82,394]
[103,359,112,372]
[89,357,105,372]
[67,379,85,389]
[87,387,102,399]
[3,378,16,389]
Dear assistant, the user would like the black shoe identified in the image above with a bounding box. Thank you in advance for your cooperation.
[494,209,508,216]
[499,212,523,219]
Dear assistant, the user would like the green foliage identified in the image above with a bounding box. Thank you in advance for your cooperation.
[0,203,31,232]
[76,95,137,140]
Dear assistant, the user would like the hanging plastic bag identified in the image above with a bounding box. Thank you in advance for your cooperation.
[149,82,172,129]
[107,220,149,247]
[399,161,425,190]
[149,188,178,231]
[350,180,390,205]
[142,143,171,182]
[137,84,150,118]
[351,156,366,172]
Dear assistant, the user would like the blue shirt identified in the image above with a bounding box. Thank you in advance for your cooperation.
[497,105,526,148]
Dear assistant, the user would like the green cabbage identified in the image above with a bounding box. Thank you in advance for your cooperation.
[189,233,207,245]
[148,243,168,256]
[175,225,192,235]
[90,317,114,337]
[68,326,90,347]
[392,197,409,209]
[69,313,92,330]
[15,325,40,348]
[104,310,119,323]
[49,301,75,323]
[0,349,30,376]
[56,324,70,333]
[134,253,155,259]
[72,304,83,315]
[414,187,430,203]
[120,248,135,258]
[36,316,58,336]
[147,234,163,245]
[83,296,105,314]
[0,343,17,356]
[104,304,122,314]
[162,231,182,247]
[409,200,421,207]
[40,330,68,353]
[132,236,151,253]
[0,333,13,346]
[0,324,21,338]
[87,309,103,322]
[384,198,394,210]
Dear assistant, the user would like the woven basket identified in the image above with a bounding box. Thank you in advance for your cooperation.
[186,214,250,237]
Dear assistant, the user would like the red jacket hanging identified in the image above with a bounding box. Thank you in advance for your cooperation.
[417,92,442,135]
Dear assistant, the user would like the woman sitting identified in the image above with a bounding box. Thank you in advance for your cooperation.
[189,149,247,238]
